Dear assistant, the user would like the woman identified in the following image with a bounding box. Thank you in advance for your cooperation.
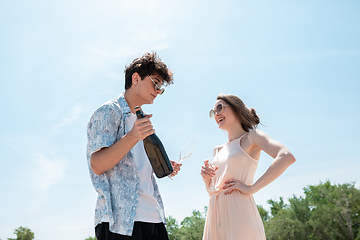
[201,94,295,240]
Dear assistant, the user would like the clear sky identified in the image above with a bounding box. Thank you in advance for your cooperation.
[1,0,359,239]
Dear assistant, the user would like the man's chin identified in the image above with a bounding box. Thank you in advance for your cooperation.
[149,96,156,104]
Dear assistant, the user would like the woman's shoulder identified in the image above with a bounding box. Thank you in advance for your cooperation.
[212,144,224,155]
[248,129,265,137]
[213,144,224,151]
[247,129,270,143]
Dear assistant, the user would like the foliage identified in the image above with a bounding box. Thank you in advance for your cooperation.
[264,197,311,239]
[264,181,360,240]
[267,197,286,217]
[166,208,207,240]
[77,180,359,240]
[85,237,97,240]
[166,181,359,239]
[7,226,34,240]
[305,181,360,239]
[257,205,269,222]
[166,215,180,239]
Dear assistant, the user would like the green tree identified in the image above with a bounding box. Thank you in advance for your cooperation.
[85,237,97,240]
[166,207,207,240]
[305,181,360,239]
[356,230,360,240]
[257,205,269,222]
[265,196,311,240]
[7,226,34,240]
[166,215,180,240]
[267,197,286,217]
[288,195,311,225]
[178,210,206,240]
[264,181,360,240]
[167,181,360,240]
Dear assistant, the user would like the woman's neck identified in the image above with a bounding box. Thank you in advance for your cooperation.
[226,124,247,142]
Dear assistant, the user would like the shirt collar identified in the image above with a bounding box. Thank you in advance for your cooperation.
[117,92,132,116]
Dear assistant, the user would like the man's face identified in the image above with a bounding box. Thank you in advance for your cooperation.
[135,73,164,105]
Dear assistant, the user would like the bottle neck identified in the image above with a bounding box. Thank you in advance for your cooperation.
[134,106,144,119]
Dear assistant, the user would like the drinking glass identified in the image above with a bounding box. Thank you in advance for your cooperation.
[168,140,197,180]
[178,139,197,162]
[208,146,219,192]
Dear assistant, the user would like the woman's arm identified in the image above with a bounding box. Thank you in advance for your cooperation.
[223,129,295,195]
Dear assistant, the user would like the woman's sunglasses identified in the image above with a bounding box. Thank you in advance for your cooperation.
[209,103,229,119]
[148,75,165,95]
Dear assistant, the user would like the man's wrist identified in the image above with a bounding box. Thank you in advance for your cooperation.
[124,130,139,143]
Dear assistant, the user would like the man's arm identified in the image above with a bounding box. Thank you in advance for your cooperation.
[91,115,155,175]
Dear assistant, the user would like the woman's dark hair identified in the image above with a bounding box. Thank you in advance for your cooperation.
[124,52,174,90]
[217,94,260,132]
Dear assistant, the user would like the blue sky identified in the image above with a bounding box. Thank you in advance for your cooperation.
[1,0,359,239]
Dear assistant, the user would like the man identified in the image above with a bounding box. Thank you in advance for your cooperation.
[87,52,181,240]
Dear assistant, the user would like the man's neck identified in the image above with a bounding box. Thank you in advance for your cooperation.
[124,89,143,113]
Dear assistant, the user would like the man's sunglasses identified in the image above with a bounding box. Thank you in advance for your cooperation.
[148,75,165,95]
[209,103,229,119]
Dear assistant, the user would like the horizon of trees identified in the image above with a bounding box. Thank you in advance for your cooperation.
[5,226,34,240]
[3,180,359,240]
[165,180,360,240]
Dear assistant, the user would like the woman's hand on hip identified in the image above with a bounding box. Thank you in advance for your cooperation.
[223,179,255,195]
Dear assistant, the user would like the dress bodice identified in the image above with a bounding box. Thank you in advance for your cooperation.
[209,133,259,195]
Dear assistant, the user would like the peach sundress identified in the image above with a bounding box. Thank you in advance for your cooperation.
[203,133,266,240]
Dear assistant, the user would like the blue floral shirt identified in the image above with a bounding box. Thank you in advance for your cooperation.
[86,93,166,236]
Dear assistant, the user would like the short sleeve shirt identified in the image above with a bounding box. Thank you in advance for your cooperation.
[86,93,166,236]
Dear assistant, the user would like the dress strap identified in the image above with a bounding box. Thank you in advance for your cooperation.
[239,132,249,141]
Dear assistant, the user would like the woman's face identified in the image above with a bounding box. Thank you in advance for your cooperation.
[212,99,238,130]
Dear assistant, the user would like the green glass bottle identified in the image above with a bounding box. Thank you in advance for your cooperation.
[134,106,173,178]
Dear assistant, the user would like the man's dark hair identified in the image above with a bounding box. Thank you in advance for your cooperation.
[124,52,174,90]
